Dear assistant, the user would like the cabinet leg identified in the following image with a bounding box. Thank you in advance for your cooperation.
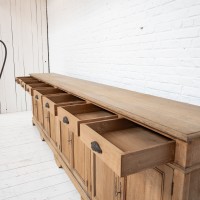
[40,133,45,141]
[54,155,62,168]
[32,119,35,126]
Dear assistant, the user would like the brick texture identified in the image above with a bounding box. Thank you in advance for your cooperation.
[48,0,200,106]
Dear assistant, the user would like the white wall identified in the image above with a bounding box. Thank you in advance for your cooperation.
[48,0,200,106]
[0,0,49,114]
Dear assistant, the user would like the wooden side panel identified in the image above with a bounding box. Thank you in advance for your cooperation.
[173,168,200,200]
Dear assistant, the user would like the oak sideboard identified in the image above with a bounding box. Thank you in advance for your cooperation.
[16,73,200,200]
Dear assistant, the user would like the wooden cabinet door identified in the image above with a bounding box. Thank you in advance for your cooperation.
[125,165,174,200]
[73,134,92,197]
[92,154,120,200]
[43,109,50,137]
[38,101,44,126]
[32,97,38,119]
[43,109,56,143]
[60,122,73,167]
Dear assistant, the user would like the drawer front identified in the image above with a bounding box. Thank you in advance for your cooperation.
[43,96,57,115]
[58,107,80,136]
[80,123,122,176]
[43,96,84,116]
[57,105,117,136]
[80,119,175,177]
[33,90,44,102]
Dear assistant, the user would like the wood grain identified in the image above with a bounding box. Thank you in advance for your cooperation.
[30,73,200,142]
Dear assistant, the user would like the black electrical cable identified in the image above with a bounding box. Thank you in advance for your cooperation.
[0,40,7,79]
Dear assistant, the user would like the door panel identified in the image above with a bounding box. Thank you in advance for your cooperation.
[126,165,174,200]
[73,134,85,181]
[60,123,72,166]
[93,154,116,200]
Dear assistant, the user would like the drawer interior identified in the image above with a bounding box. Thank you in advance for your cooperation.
[62,103,116,120]
[26,83,50,90]
[21,79,42,84]
[35,88,65,95]
[46,94,84,104]
[87,118,172,152]
[81,118,175,176]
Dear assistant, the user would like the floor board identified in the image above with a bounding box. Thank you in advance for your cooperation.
[0,111,80,200]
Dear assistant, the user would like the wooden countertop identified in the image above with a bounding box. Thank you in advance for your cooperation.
[31,73,200,142]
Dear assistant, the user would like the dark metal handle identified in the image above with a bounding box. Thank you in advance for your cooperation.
[91,141,102,154]
[27,88,29,92]
[35,95,39,99]
[63,116,69,124]
[45,102,49,108]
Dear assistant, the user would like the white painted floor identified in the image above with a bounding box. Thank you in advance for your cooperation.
[0,111,80,200]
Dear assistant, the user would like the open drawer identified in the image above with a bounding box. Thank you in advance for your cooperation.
[15,76,35,84]
[26,83,52,96]
[80,118,175,177]
[43,94,86,116]
[33,88,66,126]
[57,103,117,136]
[33,88,66,102]
[20,78,42,89]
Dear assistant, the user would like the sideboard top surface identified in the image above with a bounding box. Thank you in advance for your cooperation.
[30,73,200,142]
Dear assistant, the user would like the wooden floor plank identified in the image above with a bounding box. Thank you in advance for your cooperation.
[0,111,79,200]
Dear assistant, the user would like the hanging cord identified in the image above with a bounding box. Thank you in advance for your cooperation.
[0,40,7,79]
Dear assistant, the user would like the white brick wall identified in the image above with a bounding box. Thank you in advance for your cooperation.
[47,0,200,106]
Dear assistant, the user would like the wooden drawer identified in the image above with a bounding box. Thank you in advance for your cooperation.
[80,118,175,177]
[43,94,85,115]
[33,88,66,102]
[57,103,117,136]
[15,76,34,84]
[26,83,52,96]
[33,88,66,126]
[21,79,42,89]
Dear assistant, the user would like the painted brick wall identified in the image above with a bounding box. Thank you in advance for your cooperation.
[47,0,200,105]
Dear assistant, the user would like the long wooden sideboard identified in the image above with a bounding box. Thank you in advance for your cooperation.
[15,73,200,200]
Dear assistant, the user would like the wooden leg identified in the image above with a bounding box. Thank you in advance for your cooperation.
[40,132,45,141]
[54,154,62,168]
[32,120,35,126]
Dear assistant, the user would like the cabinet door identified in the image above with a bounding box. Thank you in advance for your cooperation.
[60,123,73,167]
[32,97,38,119]
[92,154,119,200]
[73,134,92,197]
[126,165,174,200]
[50,113,56,144]
[38,101,44,126]
[43,109,50,137]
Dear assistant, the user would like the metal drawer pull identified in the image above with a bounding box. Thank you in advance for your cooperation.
[63,116,69,124]
[45,102,50,108]
[27,88,29,92]
[35,95,39,99]
[91,141,102,154]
